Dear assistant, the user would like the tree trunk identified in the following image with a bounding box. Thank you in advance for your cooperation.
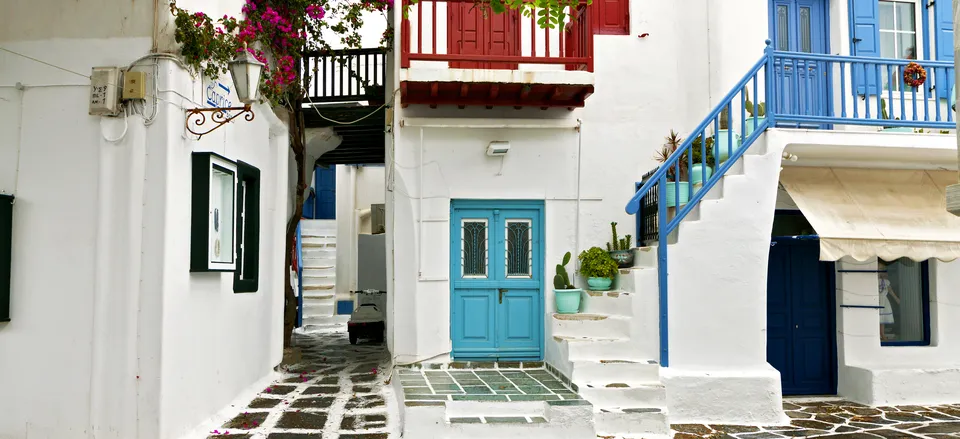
[283,107,307,348]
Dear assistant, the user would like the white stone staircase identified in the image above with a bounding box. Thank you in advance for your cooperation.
[300,219,338,325]
[549,284,670,439]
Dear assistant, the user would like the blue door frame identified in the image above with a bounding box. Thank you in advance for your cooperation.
[304,166,337,219]
[449,200,545,361]
[766,234,838,396]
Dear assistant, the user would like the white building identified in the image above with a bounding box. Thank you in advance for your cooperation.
[0,1,291,438]
[377,0,960,436]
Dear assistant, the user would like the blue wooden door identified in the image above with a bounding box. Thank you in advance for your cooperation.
[451,201,544,361]
[315,166,336,219]
[771,0,830,126]
[766,238,837,395]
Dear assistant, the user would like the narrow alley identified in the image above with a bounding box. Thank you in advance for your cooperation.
[208,326,396,439]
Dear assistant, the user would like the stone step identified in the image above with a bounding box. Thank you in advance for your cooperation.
[302,291,335,300]
[580,291,632,317]
[302,241,336,248]
[303,248,336,259]
[552,314,630,339]
[302,302,334,317]
[303,266,335,276]
[402,399,596,439]
[577,383,666,410]
[594,408,670,438]
[303,284,335,291]
[570,360,660,384]
[302,257,336,269]
[303,275,335,287]
[554,336,639,363]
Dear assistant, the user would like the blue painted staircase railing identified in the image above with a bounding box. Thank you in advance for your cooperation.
[296,221,304,328]
[624,41,957,367]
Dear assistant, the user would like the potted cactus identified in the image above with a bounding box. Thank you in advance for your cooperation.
[690,133,715,190]
[606,222,634,268]
[553,252,582,314]
[716,107,743,163]
[743,87,767,138]
[578,247,619,291]
[655,131,690,208]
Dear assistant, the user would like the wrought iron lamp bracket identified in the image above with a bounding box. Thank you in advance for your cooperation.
[185,105,255,139]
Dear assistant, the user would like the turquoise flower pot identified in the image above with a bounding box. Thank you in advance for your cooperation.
[587,277,613,291]
[664,181,690,207]
[716,129,743,162]
[744,117,766,138]
[555,289,582,314]
[690,164,713,186]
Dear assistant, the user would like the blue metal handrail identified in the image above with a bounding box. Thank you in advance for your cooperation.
[625,41,957,368]
[296,221,304,328]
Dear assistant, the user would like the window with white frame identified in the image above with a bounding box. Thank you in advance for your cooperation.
[879,0,920,90]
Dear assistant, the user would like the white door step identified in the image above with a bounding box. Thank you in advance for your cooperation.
[303,292,335,300]
[304,284,335,291]
[303,276,335,286]
[595,407,669,438]
[302,242,337,248]
[570,360,660,384]
[581,291,633,317]
[557,337,646,362]
[302,259,336,268]
[552,314,630,339]
[446,400,546,419]
[577,383,666,409]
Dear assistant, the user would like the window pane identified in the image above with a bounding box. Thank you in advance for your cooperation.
[506,220,532,277]
[211,167,235,264]
[462,220,488,277]
[799,7,812,53]
[879,32,896,59]
[896,2,915,32]
[777,5,789,51]
[899,33,917,59]
[879,258,926,343]
[879,1,895,31]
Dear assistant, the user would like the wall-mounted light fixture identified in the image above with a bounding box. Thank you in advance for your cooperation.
[486,141,510,157]
[185,49,265,139]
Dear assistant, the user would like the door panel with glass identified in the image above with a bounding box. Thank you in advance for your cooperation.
[771,0,829,125]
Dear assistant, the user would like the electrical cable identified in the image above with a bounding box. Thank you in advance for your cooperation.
[101,106,130,142]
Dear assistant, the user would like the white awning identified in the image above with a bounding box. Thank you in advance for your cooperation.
[779,167,960,262]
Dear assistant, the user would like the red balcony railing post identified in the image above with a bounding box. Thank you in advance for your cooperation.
[401,0,411,68]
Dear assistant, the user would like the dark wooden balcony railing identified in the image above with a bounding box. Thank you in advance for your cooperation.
[301,48,387,103]
[400,0,594,72]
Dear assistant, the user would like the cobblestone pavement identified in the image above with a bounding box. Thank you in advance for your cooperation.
[673,399,960,439]
[207,326,395,439]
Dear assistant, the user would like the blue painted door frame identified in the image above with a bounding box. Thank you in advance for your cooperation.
[766,236,838,396]
[303,166,336,220]
[770,0,832,128]
[450,200,545,361]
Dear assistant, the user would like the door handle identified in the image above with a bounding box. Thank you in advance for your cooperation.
[499,288,508,304]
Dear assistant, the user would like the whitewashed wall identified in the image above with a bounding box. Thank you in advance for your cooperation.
[0,1,288,438]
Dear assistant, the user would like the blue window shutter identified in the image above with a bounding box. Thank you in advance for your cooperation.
[851,0,880,95]
[934,0,954,99]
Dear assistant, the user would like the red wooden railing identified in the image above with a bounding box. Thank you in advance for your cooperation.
[400,0,594,72]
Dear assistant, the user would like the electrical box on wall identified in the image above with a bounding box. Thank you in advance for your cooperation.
[486,141,510,156]
[89,67,121,116]
[123,71,147,100]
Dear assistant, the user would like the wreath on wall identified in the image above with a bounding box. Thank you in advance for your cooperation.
[903,62,927,88]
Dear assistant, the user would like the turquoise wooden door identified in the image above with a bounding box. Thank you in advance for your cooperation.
[450,200,544,361]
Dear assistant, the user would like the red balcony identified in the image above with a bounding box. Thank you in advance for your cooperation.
[400,0,595,109]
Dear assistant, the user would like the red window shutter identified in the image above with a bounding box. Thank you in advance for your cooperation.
[592,0,629,35]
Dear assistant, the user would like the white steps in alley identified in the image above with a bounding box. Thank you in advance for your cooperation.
[550,286,669,439]
[299,219,338,324]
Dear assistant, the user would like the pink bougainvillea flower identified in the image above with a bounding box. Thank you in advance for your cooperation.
[306,4,326,20]
[211,430,219,435]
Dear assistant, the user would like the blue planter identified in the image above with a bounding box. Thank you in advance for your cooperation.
[664,181,690,207]
[690,164,713,186]
[716,129,743,162]
[554,289,582,314]
[744,117,766,138]
[587,277,613,291]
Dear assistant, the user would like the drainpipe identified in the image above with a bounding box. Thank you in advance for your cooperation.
[575,119,583,269]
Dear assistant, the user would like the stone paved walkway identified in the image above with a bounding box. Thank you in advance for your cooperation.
[673,399,960,439]
[207,326,395,439]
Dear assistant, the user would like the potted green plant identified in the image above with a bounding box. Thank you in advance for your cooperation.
[743,87,766,138]
[606,222,634,268]
[690,133,715,190]
[716,108,743,163]
[578,247,619,291]
[655,131,690,208]
[879,97,912,133]
[553,252,582,314]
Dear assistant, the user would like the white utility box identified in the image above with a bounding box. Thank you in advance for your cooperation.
[89,67,121,116]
